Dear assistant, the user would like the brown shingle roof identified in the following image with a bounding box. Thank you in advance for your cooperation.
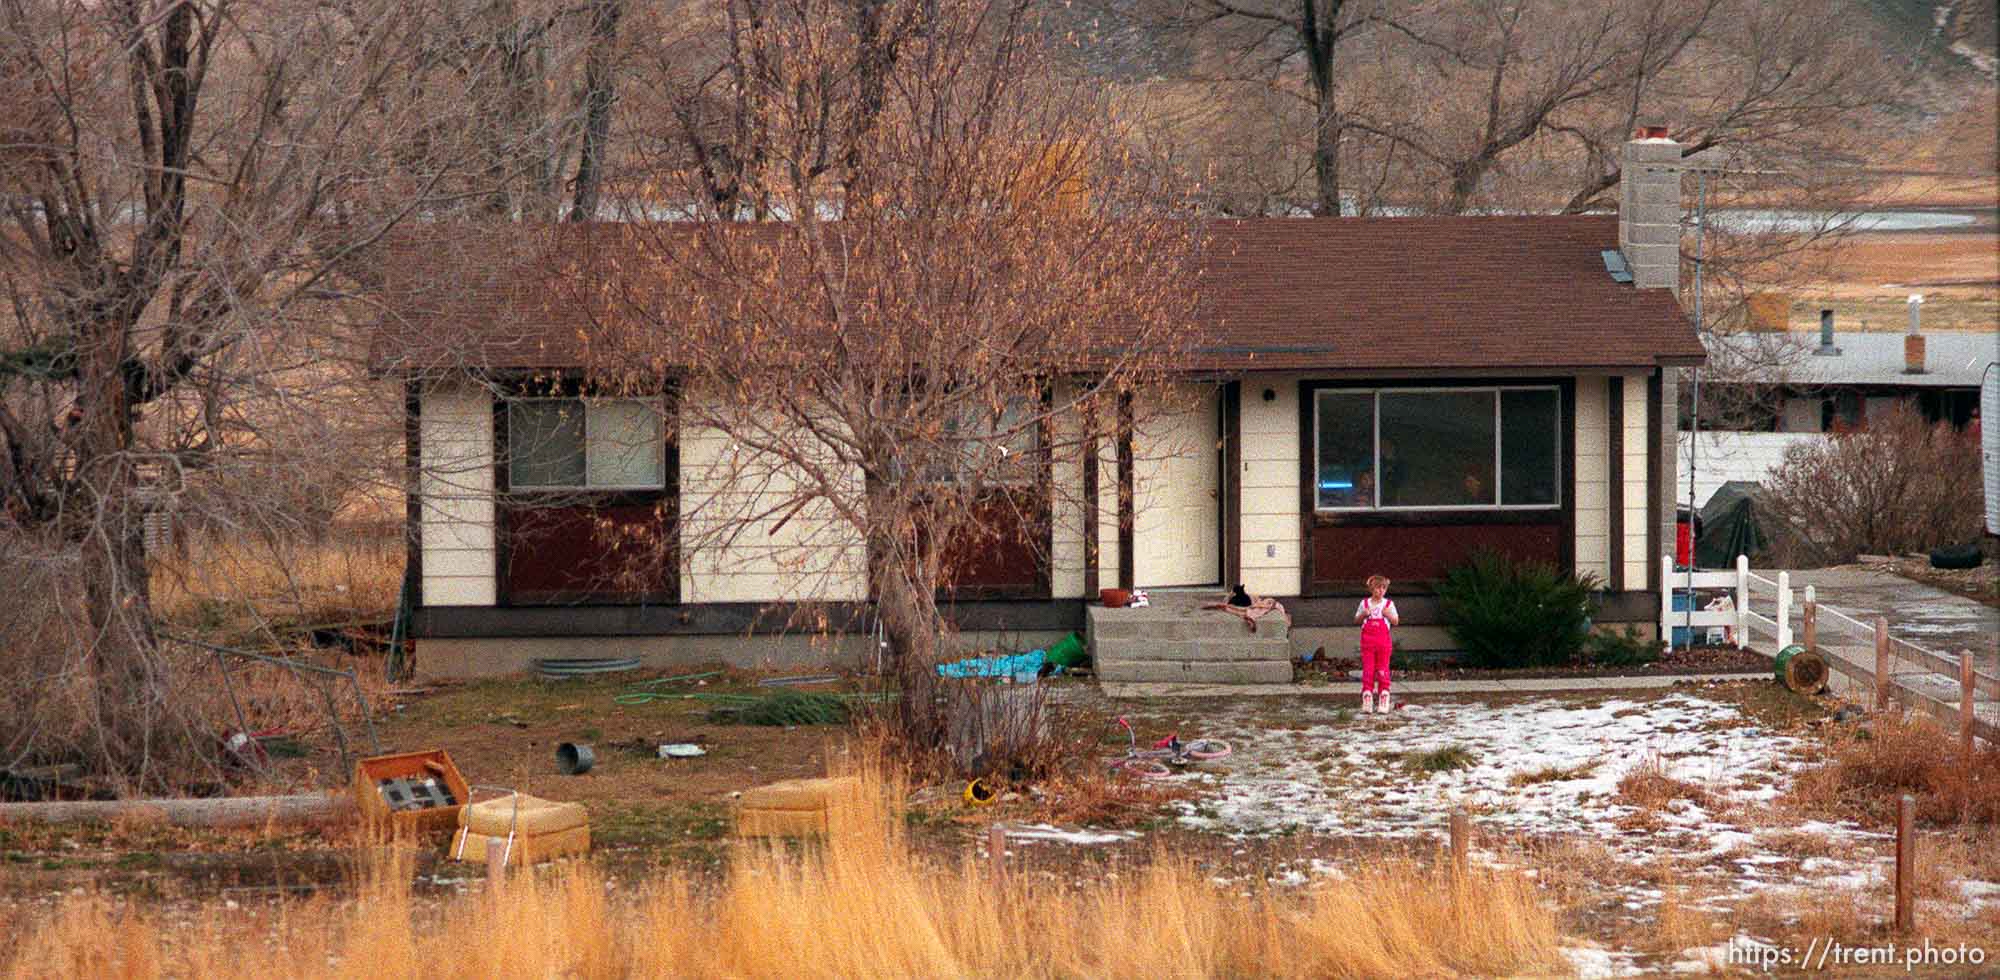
[371,215,1703,374]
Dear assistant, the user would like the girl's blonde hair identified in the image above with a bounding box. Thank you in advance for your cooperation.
[1365,574,1390,590]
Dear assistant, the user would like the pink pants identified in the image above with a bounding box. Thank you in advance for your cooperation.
[1360,622,1392,693]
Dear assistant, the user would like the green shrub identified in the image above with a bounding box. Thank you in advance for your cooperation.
[1584,625,1661,667]
[1434,550,1599,668]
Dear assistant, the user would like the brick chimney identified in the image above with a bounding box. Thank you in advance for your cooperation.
[1618,126,1684,291]
[1905,294,1926,374]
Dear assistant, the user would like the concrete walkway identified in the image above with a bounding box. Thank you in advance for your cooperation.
[1782,568,1998,665]
[1100,672,1772,699]
[1776,568,1998,736]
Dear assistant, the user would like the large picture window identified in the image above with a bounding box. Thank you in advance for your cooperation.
[507,398,666,490]
[1315,387,1559,511]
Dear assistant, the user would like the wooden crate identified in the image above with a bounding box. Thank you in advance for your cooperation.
[352,749,469,836]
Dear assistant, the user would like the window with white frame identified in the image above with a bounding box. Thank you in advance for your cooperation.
[1314,387,1559,510]
[507,398,666,490]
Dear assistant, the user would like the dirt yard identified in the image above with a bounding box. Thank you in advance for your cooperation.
[6,665,1999,976]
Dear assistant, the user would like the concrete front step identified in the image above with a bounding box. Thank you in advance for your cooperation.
[1094,637,1291,663]
[1094,658,1294,685]
[1086,596,1291,643]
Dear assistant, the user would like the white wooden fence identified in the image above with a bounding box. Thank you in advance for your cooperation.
[1658,554,1785,650]
[1663,553,1997,748]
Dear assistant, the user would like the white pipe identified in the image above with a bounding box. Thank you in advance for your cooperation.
[1735,554,1750,650]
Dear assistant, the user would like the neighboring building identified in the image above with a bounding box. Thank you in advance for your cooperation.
[1704,314,1991,434]
[1680,311,1996,507]
[379,136,1705,679]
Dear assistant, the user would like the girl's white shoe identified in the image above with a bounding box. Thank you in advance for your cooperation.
[1361,692,1375,714]
[1378,692,1393,713]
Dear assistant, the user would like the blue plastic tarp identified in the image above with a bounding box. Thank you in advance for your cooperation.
[936,650,1046,682]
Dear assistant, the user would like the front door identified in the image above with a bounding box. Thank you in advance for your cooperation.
[1133,385,1221,588]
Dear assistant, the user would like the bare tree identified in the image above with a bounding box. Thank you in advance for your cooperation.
[0,0,540,790]
[1158,0,1915,221]
[576,0,1202,748]
[1171,0,1378,215]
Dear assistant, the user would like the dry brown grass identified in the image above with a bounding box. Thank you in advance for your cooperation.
[1788,712,2000,826]
[1648,863,1719,960]
[1509,759,1601,787]
[1615,755,1714,813]
[151,529,403,639]
[0,756,1565,979]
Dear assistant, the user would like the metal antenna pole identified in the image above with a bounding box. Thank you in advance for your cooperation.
[1684,168,1708,648]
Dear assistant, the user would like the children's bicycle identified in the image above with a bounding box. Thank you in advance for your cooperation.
[1106,716,1232,778]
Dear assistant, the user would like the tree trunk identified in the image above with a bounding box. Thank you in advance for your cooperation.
[568,0,622,222]
[1312,100,1341,216]
[868,517,949,747]
[0,794,353,828]
[74,319,172,791]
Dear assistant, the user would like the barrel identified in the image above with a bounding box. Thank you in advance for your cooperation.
[1774,645,1828,694]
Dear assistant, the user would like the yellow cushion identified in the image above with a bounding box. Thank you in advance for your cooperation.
[736,776,859,812]
[459,793,588,837]
[449,823,590,866]
[735,807,828,838]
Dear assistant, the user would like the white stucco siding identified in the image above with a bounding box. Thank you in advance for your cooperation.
[676,392,869,603]
[1572,375,1611,586]
[1676,431,1826,508]
[419,381,497,606]
[1620,373,1650,589]
[1238,374,1304,597]
[1048,385,1089,599]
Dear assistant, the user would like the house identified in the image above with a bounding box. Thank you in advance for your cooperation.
[378,135,1705,680]
[1679,309,1996,507]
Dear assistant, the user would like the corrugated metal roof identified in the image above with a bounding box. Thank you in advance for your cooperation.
[1707,330,1998,388]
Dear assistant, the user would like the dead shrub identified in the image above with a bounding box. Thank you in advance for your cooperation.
[1762,403,1983,564]
[1789,712,2000,825]
[0,527,387,797]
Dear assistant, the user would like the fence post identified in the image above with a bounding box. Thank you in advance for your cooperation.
[1660,554,1674,647]
[1734,555,1750,650]
[1962,651,1977,756]
[1449,809,1470,876]
[1775,571,1792,650]
[1800,592,1816,656]
[1874,617,1891,711]
[1895,794,1915,933]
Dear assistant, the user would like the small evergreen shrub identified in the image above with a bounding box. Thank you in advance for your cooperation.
[1584,625,1661,667]
[1434,550,1600,668]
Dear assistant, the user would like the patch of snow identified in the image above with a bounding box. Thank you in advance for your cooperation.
[1959,880,2000,902]
[1563,945,1644,979]
[1166,689,1907,917]
[1668,943,1731,973]
[1002,823,1139,845]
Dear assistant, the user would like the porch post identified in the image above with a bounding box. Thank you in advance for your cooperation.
[1116,391,1134,592]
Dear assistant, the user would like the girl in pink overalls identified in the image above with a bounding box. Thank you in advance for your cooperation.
[1354,575,1399,713]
